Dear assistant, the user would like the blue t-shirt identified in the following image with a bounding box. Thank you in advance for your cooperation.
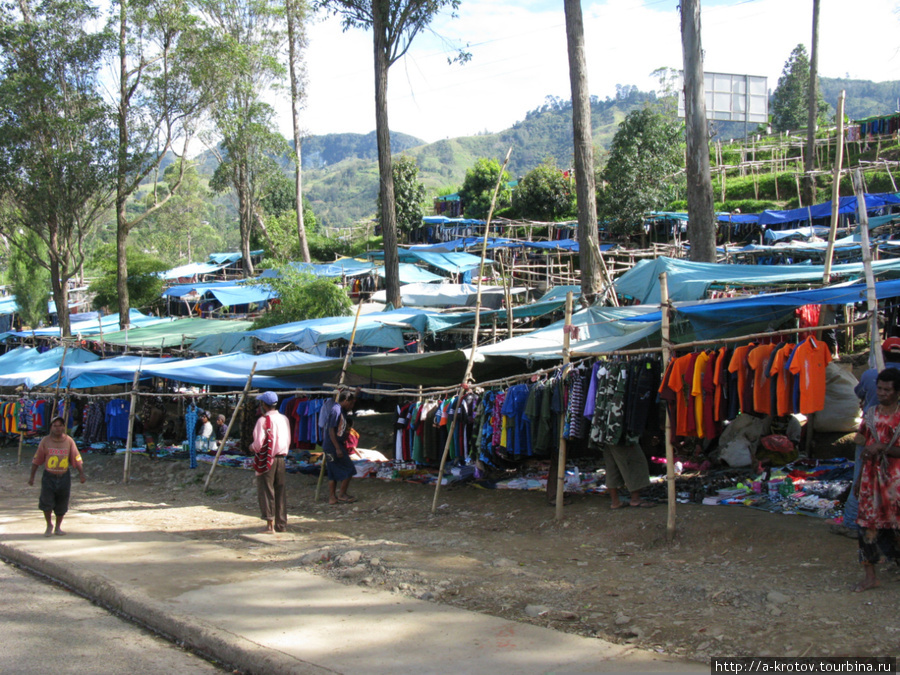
[321,402,344,453]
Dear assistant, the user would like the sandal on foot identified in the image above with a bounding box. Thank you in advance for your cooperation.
[337,495,357,504]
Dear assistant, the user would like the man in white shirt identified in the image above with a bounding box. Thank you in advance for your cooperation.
[250,391,291,534]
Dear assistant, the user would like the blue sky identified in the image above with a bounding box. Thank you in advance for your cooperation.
[283,0,900,143]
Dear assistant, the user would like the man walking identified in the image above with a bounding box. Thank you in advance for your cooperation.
[28,416,86,537]
[250,391,291,534]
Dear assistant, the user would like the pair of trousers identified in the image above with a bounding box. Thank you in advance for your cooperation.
[842,445,863,530]
[256,456,287,531]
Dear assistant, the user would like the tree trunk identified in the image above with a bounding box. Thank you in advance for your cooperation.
[804,0,820,206]
[48,223,71,338]
[238,165,254,278]
[564,0,603,306]
[116,1,131,329]
[286,0,311,263]
[680,0,717,263]
[373,0,400,308]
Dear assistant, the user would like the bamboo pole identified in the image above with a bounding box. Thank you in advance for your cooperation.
[554,292,573,521]
[50,344,69,416]
[122,369,141,484]
[823,91,846,282]
[660,273,676,542]
[432,147,512,514]
[204,363,257,491]
[851,168,884,371]
[315,298,365,503]
[17,429,24,465]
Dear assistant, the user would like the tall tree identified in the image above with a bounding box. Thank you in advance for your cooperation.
[679,0,716,262]
[315,0,463,308]
[7,229,51,330]
[111,0,216,328]
[514,160,574,222]
[564,0,603,305]
[804,0,820,207]
[771,44,829,133]
[597,107,684,235]
[459,158,510,219]
[380,154,425,235]
[200,0,287,277]
[0,0,116,337]
[285,0,312,262]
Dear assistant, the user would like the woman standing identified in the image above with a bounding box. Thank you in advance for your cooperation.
[853,368,900,592]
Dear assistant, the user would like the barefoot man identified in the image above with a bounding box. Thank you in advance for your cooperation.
[28,416,86,537]
[853,368,900,592]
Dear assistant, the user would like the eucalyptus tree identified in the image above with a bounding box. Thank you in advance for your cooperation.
[285,0,312,262]
[199,0,289,277]
[314,0,464,308]
[0,0,116,337]
[110,0,218,328]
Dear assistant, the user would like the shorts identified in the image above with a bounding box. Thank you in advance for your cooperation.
[39,471,71,516]
[324,450,356,482]
[604,444,650,493]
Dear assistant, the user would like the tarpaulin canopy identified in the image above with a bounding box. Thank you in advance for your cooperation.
[409,238,523,253]
[99,318,255,349]
[163,280,249,299]
[373,263,443,284]
[258,260,374,279]
[0,347,99,389]
[763,226,831,243]
[4,310,166,338]
[250,308,474,355]
[208,250,264,264]
[477,306,661,361]
[189,331,255,355]
[0,296,17,316]
[61,356,179,389]
[160,262,228,280]
[140,350,336,389]
[757,193,900,227]
[203,284,276,307]
[621,278,900,341]
[614,256,900,304]
[369,283,526,309]
[396,250,493,274]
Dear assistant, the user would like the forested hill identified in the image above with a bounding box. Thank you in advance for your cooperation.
[301,86,658,228]
[819,77,900,121]
[300,131,426,168]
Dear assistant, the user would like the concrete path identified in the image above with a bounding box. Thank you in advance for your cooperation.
[0,493,704,675]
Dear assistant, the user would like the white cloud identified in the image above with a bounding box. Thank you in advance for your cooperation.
[278,0,900,144]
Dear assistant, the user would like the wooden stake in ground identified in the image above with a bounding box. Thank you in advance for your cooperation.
[16,430,24,466]
[660,272,676,542]
[315,298,365,503]
[123,369,142,484]
[851,168,884,371]
[204,363,257,491]
[822,90,846,282]
[431,148,512,514]
[555,292,574,522]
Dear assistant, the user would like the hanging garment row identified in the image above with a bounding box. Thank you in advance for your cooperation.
[659,335,832,441]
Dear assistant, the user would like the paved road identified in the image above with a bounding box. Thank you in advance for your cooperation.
[0,560,226,675]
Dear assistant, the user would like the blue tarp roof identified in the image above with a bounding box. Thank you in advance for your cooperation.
[208,250,264,264]
[258,261,374,279]
[203,284,276,307]
[189,331,256,355]
[161,262,228,280]
[763,226,831,243]
[250,308,474,355]
[374,263,443,284]
[61,356,179,389]
[614,256,900,304]
[4,310,164,338]
[398,250,493,274]
[757,193,900,226]
[140,350,335,389]
[0,347,100,389]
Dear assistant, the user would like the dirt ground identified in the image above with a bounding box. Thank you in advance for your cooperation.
[3,415,898,663]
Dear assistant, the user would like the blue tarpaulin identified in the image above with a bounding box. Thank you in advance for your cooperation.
[140,350,336,389]
[161,262,228,280]
[208,250,264,264]
[614,256,900,304]
[61,356,179,389]
[0,347,99,389]
[4,310,166,338]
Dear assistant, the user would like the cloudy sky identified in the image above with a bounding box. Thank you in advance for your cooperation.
[279,0,900,143]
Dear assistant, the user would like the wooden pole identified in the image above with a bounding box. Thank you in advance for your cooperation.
[315,298,365,503]
[851,168,884,371]
[50,343,69,417]
[122,369,141,484]
[432,147,512,514]
[16,430,24,465]
[204,363,257,491]
[555,292,573,521]
[660,272,676,542]
[823,91,846,282]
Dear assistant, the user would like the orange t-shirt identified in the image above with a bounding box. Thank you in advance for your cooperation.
[713,346,728,421]
[668,354,697,437]
[32,435,82,475]
[728,344,755,414]
[769,344,797,416]
[788,337,833,414]
[691,351,710,438]
[746,343,777,415]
